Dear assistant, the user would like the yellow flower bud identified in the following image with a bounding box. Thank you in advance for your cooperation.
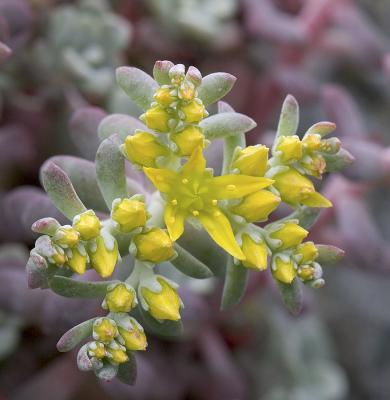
[171,125,204,156]
[106,345,129,364]
[181,100,205,123]
[178,82,195,101]
[93,318,118,343]
[52,249,66,266]
[89,235,118,278]
[104,283,137,313]
[154,87,176,106]
[141,277,181,321]
[133,228,175,263]
[73,211,101,240]
[231,145,269,176]
[273,168,332,208]
[241,234,268,270]
[67,247,87,275]
[111,198,147,232]
[275,135,303,163]
[301,154,326,178]
[302,134,321,151]
[53,226,80,247]
[231,190,280,222]
[124,132,168,167]
[295,241,318,264]
[143,105,171,132]
[270,222,308,250]
[88,341,106,359]
[118,321,147,351]
[273,256,297,284]
[298,265,316,281]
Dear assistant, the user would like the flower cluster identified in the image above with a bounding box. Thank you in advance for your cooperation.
[27,60,349,384]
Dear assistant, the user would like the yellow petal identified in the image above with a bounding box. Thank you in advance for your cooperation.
[301,191,332,208]
[67,247,87,275]
[198,208,245,260]
[164,204,185,241]
[210,175,273,199]
[180,145,206,177]
[89,236,118,278]
[143,167,177,193]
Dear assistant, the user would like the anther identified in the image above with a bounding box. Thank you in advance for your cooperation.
[212,199,218,206]
[182,178,189,184]
[171,199,178,206]
[192,210,199,217]
[226,184,236,191]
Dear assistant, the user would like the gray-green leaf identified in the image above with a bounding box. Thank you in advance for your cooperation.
[274,94,299,147]
[221,257,248,310]
[276,278,303,316]
[40,161,87,220]
[116,67,158,111]
[199,112,256,140]
[57,318,96,352]
[49,276,118,298]
[117,353,137,385]
[197,72,236,107]
[170,243,213,279]
[316,244,345,264]
[96,135,128,208]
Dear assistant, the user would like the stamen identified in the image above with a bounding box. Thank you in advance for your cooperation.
[226,184,236,191]
[192,210,199,217]
[171,199,178,206]
[182,178,189,184]
[211,199,218,206]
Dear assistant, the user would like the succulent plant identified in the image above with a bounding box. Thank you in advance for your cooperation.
[24,60,352,384]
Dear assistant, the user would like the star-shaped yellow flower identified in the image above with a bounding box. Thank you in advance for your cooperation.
[143,147,273,259]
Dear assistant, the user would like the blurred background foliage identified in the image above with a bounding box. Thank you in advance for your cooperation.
[0,0,389,399]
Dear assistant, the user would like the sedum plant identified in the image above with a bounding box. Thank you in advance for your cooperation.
[26,60,351,384]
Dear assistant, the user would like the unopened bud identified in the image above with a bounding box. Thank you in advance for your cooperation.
[154,87,176,106]
[133,228,175,263]
[87,341,106,359]
[118,318,147,351]
[103,283,137,313]
[67,246,87,275]
[142,105,171,132]
[231,145,269,176]
[140,276,181,321]
[53,226,80,247]
[186,66,202,86]
[273,256,297,284]
[89,235,118,278]
[270,222,308,250]
[295,241,318,264]
[231,190,280,222]
[181,100,206,123]
[302,133,321,151]
[171,125,205,156]
[275,135,303,163]
[106,342,128,364]
[73,210,101,240]
[153,60,175,85]
[93,317,118,343]
[111,198,147,232]
[241,234,268,270]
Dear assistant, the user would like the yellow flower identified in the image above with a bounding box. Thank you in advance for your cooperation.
[154,87,176,106]
[87,341,106,359]
[53,226,80,247]
[241,234,268,270]
[73,210,101,240]
[181,100,206,123]
[231,145,269,177]
[273,168,332,208]
[93,318,118,343]
[230,190,280,222]
[270,222,308,250]
[118,319,147,351]
[171,125,205,156]
[133,228,175,263]
[89,235,118,278]
[141,277,181,321]
[273,256,297,284]
[295,241,318,264]
[67,247,87,275]
[111,198,147,232]
[144,147,273,259]
[143,105,171,132]
[123,132,168,167]
[178,82,196,101]
[275,135,303,163]
[104,283,137,313]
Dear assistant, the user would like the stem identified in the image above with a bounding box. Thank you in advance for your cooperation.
[222,134,246,175]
